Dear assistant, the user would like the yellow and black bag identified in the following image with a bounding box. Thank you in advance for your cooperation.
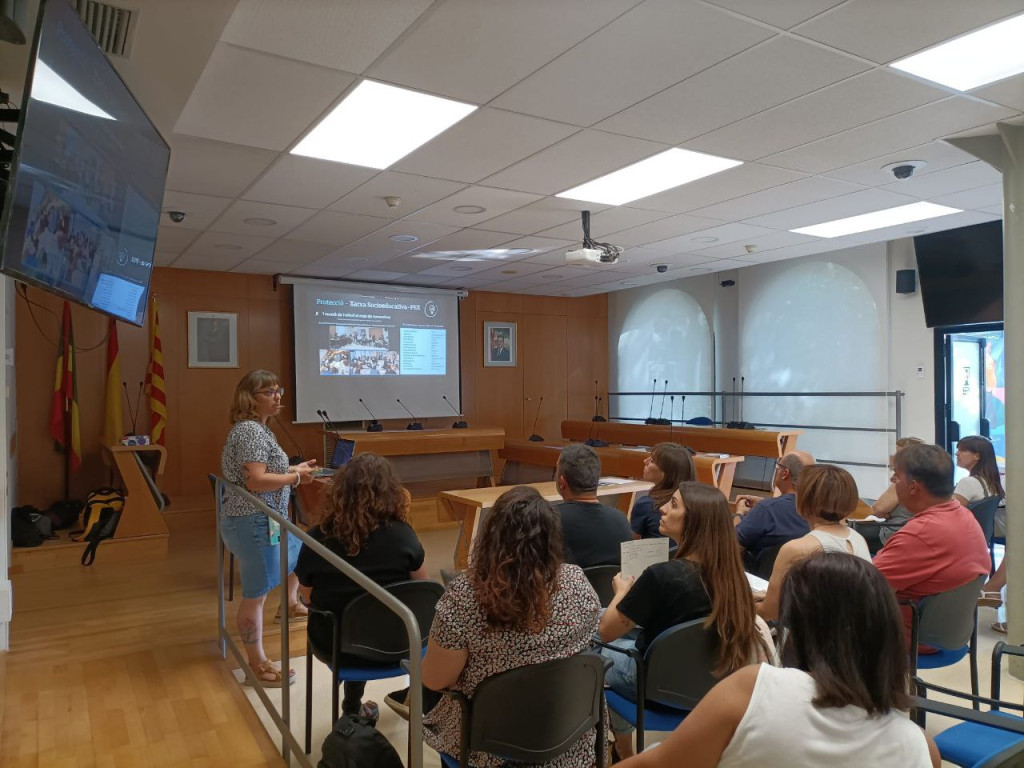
[72,488,125,564]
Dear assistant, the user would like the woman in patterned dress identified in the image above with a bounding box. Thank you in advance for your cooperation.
[421,485,602,768]
[220,369,317,686]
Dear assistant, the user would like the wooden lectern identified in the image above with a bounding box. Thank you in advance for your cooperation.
[103,444,169,540]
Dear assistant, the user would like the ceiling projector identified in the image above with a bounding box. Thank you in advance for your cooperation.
[566,210,622,266]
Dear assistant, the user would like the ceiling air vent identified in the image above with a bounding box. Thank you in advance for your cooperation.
[73,0,134,57]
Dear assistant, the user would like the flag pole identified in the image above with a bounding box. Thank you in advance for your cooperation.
[63,391,71,501]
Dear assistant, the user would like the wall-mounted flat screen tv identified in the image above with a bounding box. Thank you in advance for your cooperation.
[914,220,1003,329]
[0,0,169,326]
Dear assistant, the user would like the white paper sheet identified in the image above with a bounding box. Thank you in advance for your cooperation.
[621,538,670,580]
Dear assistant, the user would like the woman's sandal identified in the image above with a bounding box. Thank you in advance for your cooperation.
[273,602,310,624]
[246,659,296,688]
[993,622,1008,635]
[979,591,1003,609]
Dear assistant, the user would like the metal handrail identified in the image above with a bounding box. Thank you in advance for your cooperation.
[214,477,425,768]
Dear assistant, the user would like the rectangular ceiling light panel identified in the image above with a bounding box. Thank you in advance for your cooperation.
[791,202,962,238]
[557,148,742,206]
[291,80,477,169]
[891,12,1024,91]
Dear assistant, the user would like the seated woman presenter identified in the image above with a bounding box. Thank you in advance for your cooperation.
[616,552,938,768]
[757,464,871,622]
[421,486,601,768]
[220,370,318,687]
[600,481,773,761]
[630,442,696,539]
[294,452,427,720]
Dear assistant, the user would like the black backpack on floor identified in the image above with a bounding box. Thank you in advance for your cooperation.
[318,715,402,768]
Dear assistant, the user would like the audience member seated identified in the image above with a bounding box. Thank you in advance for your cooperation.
[421,486,601,768]
[616,552,939,768]
[630,442,696,539]
[857,437,924,554]
[757,465,871,621]
[294,452,427,720]
[733,450,815,571]
[555,442,632,567]
[599,481,774,761]
[873,443,990,644]
[952,435,1004,507]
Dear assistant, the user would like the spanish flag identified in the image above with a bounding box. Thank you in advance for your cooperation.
[145,295,167,445]
[103,316,124,446]
[48,301,82,471]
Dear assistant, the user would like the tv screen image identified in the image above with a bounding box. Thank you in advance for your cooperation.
[0,0,169,326]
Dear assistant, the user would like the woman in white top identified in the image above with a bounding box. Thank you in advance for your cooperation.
[953,435,1004,507]
[757,464,870,621]
[616,552,939,768]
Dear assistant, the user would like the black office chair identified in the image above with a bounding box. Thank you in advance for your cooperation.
[602,617,718,751]
[436,652,610,768]
[968,496,1001,572]
[583,565,619,607]
[751,544,784,581]
[209,473,235,602]
[304,580,445,753]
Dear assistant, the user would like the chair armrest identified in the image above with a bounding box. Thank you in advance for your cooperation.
[993,642,1024,701]
[910,696,1024,734]
[914,677,1024,714]
[595,640,643,666]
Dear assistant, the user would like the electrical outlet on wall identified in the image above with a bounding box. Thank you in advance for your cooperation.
[916,365,926,379]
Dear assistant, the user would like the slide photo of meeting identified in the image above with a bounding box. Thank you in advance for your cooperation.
[319,348,399,376]
[328,325,391,350]
[20,183,107,293]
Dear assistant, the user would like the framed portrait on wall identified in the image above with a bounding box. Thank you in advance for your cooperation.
[188,311,238,368]
[483,321,516,367]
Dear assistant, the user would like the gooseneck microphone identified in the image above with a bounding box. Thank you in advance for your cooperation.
[358,399,384,432]
[442,395,468,429]
[592,379,606,422]
[396,399,423,431]
[319,408,339,432]
[644,378,659,425]
[585,410,608,447]
[528,397,544,442]
[652,380,672,426]
[669,396,675,443]
[272,415,305,464]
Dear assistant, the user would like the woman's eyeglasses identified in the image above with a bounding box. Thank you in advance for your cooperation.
[256,387,285,398]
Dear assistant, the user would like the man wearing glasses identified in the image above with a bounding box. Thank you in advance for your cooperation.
[733,450,815,574]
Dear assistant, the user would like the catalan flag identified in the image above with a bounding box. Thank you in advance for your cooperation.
[48,301,82,471]
[146,294,167,445]
[103,316,124,446]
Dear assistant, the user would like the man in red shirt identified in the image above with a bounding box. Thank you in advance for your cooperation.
[874,443,990,643]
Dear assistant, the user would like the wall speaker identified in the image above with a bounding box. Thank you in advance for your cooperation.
[896,269,916,294]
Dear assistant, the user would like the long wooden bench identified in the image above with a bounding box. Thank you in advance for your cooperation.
[561,420,800,458]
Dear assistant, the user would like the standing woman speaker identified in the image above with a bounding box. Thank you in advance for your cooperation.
[220,369,317,686]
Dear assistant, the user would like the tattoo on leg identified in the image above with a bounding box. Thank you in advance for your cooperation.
[240,618,260,646]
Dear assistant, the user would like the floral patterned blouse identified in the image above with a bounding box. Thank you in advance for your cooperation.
[423,564,601,768]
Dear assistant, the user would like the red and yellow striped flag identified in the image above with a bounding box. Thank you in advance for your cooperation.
[103,316,124,446]
[48,301,82,470]
[145,295,167,445]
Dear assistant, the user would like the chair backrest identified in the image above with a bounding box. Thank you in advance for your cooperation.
[968,496,1000,542]
[643,617,719,710]
[752,544,784,581]
[340,580,445,662]
[916,575,986,651]
[466,652,606,764]
[583,565,619,607]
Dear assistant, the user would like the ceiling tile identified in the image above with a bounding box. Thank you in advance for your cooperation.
[290,261,362,278]
[689,176,865,221]
[474,198,600,236]
[703,0,847,29]
[557,268,632,287]
[286,211,391,245]
[536,207,675,240]
[688,230,818,259]
[470,261,559,281]
[610,213,729,247]
[178,230,277,262]
[170,250,251,272]
[229,259,297,274]
[245,239,338,265]
[396,273,456,286]
[366,0,641,103]
[741,188,918,230]
[934,183,1003,211]
[159,191,233,230]
[596,36,869,145]
[627,163,804,213]
[823,140,981,187]
[493,237,579,265]
[394,109,580,183]
[243,156,378,209]
[878,160,1002,198]
[348,220,460,255]
[493,0,771,126]
[328,172,466,218]
[794,0,1024,64]
[210,200,318,237]
[647,222,779,252]
[221,0,433,74]
[156,226,200,255]
[175,44,354,151]
[612,247,717,271]
[973,72,1024,111]
[165,135,277,198]
[408,228,520,257]
[154,251,178,267]
[684,70,946,160]
[345,269,410,282]
[416,259,504,277]
[405,187,543,227]
[483,130,668,196]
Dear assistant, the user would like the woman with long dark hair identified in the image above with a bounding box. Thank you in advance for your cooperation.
[630,442,696,539]
[295,452,427,718]
[421,486,601,768]
[615,553,938,767]
[953,435,1004,505]
[599,482,772,760]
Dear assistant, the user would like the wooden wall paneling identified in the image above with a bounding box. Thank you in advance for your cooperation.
[567,294,609,422]
[522,313,567,441]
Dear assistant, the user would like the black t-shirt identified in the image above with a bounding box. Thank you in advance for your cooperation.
[558,500,633,568]
[617,558,712,654]
[295,520,425,649]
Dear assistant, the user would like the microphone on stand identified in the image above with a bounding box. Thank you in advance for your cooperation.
[669,396,675,443]
[121,380,143,436]
[358,399,384,432]
[680,395,686,424]
[272,415,305,464]
[442,395,468,429]
[653,380,672,425]
[396,399,423,430]
[319,408,340,432]
[528,397,545,442]
[644,378,658,425]
[592,380,606,422]
[586,403,608,447]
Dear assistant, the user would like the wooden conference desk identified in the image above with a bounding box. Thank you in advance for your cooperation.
[499,439,743,498]
[440,478,653,569]
[301,426,505,531]
[561,420,801,459]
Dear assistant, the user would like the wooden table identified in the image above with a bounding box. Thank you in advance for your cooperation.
[560,420,801,459]
[499,439,744,498]
[439,478,653,569]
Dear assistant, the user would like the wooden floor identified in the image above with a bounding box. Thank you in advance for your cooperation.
[2,508,296,767]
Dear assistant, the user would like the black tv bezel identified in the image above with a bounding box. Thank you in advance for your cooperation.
[0,0,170,327]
